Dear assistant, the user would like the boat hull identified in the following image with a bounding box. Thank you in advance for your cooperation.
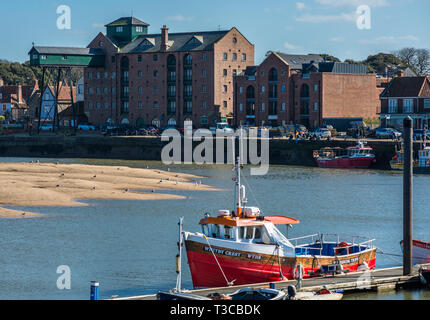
[185,239,376,288]
[317,157,375,169]
[412,240,430,264]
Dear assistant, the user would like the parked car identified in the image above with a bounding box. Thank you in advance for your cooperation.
[77,123,96,131]
[313,128,332,138]
[374,127,402,139]
[294,124,308,134]
[212,123,234,135]
[413,129,430,141]
[39,124,53,131]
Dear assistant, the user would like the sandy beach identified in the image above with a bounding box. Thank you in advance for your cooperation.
[0,162,216,218]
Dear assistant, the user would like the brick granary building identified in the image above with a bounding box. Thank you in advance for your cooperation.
[85,17,255,128]
[233,51,381,129]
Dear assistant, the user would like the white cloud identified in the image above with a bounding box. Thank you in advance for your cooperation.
[92,23,104,28]
[359,35,419,44]
[284,42,301,50]
[296,2,306,10]
[329,36,345,42]
[166,14,193,22]
[315,0,389,7]
[296,12,356,23]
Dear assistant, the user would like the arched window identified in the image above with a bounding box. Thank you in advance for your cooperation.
[121,118,130,125]
[269,68,278,82]
[168,118,177,126]
[167,54,176,66]
[152,118,160,128]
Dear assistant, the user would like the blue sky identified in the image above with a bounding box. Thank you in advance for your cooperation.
[1,0,429,64]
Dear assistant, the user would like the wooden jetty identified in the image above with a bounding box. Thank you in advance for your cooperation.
[111,264,429,300]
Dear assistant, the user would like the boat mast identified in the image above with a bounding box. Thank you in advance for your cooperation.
[175,217,184,292]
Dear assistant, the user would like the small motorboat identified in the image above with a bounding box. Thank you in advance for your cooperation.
[293,287,344,301]
[313,140,376,169]
[157,287,286,301]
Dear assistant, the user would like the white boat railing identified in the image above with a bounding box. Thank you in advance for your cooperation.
[288,233,376,256]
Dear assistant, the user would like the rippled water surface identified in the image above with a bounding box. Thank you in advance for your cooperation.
[0,157,429,300]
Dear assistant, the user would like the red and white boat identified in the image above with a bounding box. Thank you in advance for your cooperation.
[183,157,377,288]
[313,141,376,169]
[401,240,430,265]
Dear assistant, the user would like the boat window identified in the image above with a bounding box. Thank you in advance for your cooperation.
[224,226,233,239]
[211,225,220,238]
[201,224,209,236]
[239,227,246,239]
[246,227,254,240]
[254,227,262,240]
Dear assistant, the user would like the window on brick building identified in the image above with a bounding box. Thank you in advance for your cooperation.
[425,99,430,109]
[88,88,93,95]
[261,86,265,93]
[282,103,286,112]
[233,53,237,61]
[138,86,143,94]
[388,99,398,113]
[138,71,143,78]
[202,85,207,93]
[201,116,208,125]
[242,54,247,61]
[96,88,101,95]
[96,72,100,79]
[88,72,93,80]
[239,87,243,94]
[112,72,116,79]
[223,85,228,93]
[403,99,413,113]
[223,101,227,108]
[104,102,108,110]
[239,103,243,112]
[138,101,143,109]
[314,102,319,112]
[153,55,158,61]
[314,84,318,92]
[103,88,108,94]
[112,102,116,109]
[223,69,227,76]
[88,102,93,110]
[202,69,206,77]
[281,85,286,93]
[96,102,101,109]
[154,71,158,78]
[202,102,207,109]
[223,53,228,60]
[202,53,207,61]
[104,72,108,79]
[261,103,265,112]
[153,101,158,109]
[138,55,142,62]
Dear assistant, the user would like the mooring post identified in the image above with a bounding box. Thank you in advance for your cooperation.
[403,116,413,276]
[90,281,100,300]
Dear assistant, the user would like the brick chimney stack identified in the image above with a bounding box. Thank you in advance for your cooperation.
[17,83,22,104]
[161,25,169,51]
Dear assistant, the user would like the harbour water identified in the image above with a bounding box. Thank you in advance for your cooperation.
[0,157,429,300]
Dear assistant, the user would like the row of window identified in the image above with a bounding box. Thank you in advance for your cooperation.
[223,52,247,62]
[88,100,214,111]
[388,98,414,113]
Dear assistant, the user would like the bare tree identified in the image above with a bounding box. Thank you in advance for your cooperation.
[415,49,430,75]
[395,47,417,67]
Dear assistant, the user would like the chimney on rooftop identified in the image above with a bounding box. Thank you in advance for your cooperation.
[161,25,169,51]
[17,83,22,104]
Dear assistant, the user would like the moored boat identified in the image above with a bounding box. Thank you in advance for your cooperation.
[183,156,377,289]
[313,141,376,169]
[390,143,430,174]
[401,239,430,265]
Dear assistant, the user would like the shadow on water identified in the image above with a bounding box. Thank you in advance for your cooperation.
[0,157,429,299]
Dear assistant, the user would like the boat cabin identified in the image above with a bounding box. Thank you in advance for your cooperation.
[418,147,430,167]
[199,209,299,245]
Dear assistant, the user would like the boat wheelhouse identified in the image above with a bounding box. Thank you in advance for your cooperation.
[314,141,376,169]
[390,143,430,174]
[183,156,377,288]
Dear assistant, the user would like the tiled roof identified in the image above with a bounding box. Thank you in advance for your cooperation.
[0,85,35,105]
[381,76,430,98]
[120,30,230,53]
[105,17,150,27]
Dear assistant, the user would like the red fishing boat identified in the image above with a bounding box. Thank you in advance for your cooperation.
[313,141,376,169]
[401,239,430,265]
[183,157,377,289]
